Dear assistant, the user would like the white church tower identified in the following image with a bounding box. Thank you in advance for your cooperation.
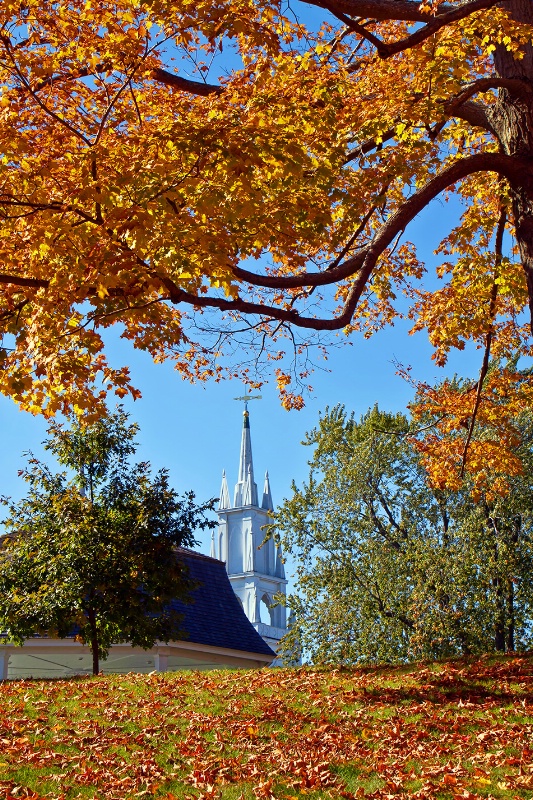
[213,403,287,659]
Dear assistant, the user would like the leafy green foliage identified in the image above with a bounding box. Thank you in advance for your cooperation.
[0,656,532,798]
[272,405,533,664]
[0,410,215,673]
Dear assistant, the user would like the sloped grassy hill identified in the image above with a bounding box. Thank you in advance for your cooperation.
[0,655,532,800]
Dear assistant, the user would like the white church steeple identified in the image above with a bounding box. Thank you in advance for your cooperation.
[216,404,287,661]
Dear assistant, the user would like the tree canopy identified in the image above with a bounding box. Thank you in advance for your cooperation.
[0,409,215,674]
[272,404,533,664]
[1,0,532,486]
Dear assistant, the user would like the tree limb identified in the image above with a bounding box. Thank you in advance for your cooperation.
[151,68,223,96]
[459,206,506,477]
[304,0,487,23]
[450,99,496,135]
[365,496,403,549]
[227,152,527,302]
[0,155,526,335]
[305,0,499,54]
[1,56,224,99]
[447,77,533,109]
[0,274,49,289]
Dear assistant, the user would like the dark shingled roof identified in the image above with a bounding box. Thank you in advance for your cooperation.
[172,548,275,658]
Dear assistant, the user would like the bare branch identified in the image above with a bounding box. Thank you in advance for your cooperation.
[0,274,49,289]
[151,68,223,96]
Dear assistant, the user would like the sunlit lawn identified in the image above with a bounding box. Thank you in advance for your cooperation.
[0,654,532,799]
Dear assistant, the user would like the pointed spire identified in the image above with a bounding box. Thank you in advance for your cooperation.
[242,463,258,506]
[261,471,273,510]
[210,531,216,559]
[275,545,286,580]
[218,470,231,510]
[238,410,252,483]
[234,409,258,507]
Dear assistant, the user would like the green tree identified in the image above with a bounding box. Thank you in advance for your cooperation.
[272,405,533,665]
[0,409,215,675]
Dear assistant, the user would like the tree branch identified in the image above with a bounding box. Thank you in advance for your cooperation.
[447,77,533,108]
[0,155,525,336]
[344,127,397,162]
[365,497,403,550]
[151,68,223,96]
[225,152,526,307]
[305,0,459,23]
[2,56,224,99]
[0,274,49,289]
[450,99,496,135]
[305,0,499,53]
[459,206,506,477]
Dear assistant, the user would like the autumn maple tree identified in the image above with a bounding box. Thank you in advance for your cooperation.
[0,0,532,486]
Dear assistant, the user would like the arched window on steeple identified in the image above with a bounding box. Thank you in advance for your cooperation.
[260,593,273,626]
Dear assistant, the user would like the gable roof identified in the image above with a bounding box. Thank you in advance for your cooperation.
[172,548,275,658]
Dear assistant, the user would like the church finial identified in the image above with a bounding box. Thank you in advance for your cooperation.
[218,470,231,510]
[261,470,273,511]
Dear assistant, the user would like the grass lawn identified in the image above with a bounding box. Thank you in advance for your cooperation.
[0,654,531,799]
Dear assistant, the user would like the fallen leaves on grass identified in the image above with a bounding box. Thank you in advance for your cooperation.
[0,656,531,798]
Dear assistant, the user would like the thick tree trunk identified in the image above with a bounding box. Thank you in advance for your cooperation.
[87,607,100,676]
[493,1,533,329]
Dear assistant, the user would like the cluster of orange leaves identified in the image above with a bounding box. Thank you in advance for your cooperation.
[0,655,532,799]
[408,363,533,500]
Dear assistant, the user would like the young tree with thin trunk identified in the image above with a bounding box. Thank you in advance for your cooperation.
[0,409,215,674]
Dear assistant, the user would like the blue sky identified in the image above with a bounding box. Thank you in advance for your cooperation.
[0,195,483,566]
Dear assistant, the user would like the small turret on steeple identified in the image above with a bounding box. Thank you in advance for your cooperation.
[275,543,286,580]
[218,470,231,510]
[241,463,257,506]
[261,471,273,511]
